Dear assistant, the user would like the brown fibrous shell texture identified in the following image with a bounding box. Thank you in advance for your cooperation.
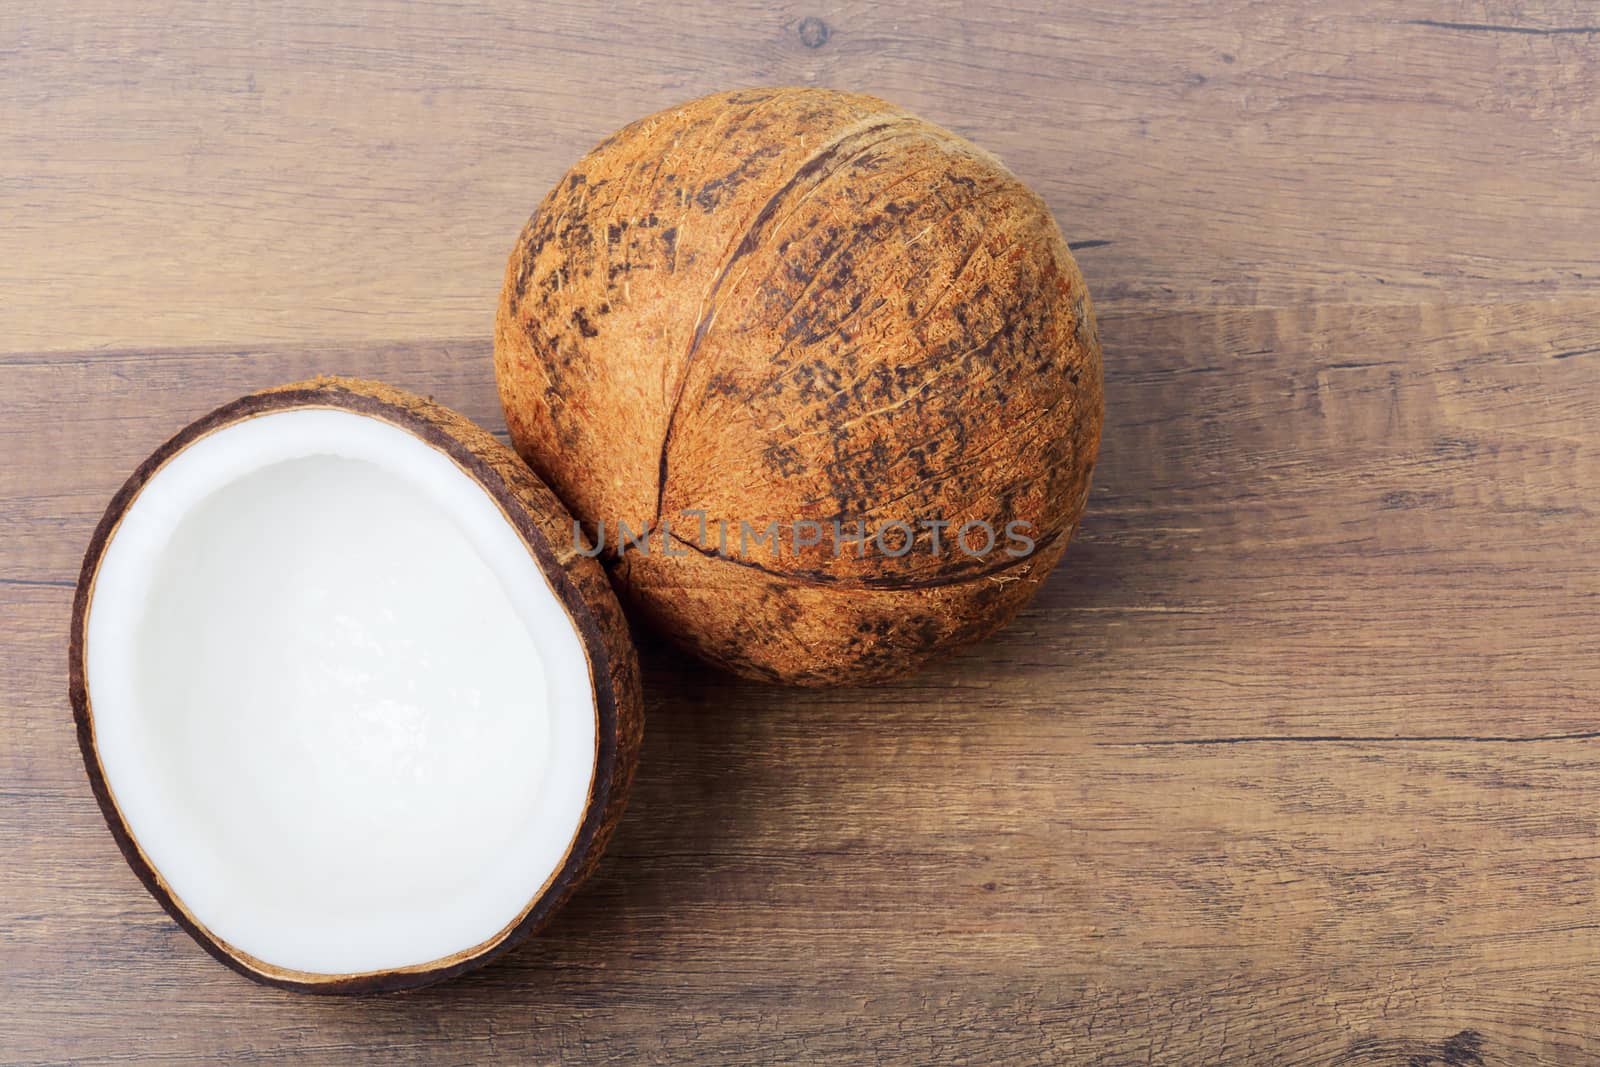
[496,87,1104,686]
[69,376,643,993]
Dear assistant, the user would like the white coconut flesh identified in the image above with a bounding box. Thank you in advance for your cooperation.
[84,408,597,977]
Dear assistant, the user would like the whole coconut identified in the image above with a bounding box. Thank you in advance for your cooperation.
[496,87,1103,685]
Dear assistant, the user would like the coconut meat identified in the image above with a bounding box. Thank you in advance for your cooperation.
[84,409,596,976]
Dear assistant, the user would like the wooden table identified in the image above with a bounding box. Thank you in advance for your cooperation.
[4,2,1598,1062]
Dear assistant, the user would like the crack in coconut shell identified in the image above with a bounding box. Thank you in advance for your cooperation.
[654,115,921,528]
[71,377,643,992]
[496,87,1104,685]
[659,524,1065,591]
[613,520,1079,686]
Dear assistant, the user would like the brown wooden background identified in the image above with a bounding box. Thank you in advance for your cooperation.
[4,1,1599,1063]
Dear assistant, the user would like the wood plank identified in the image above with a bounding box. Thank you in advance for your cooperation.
[2,1,1598,350]
[5,298,1599,1061]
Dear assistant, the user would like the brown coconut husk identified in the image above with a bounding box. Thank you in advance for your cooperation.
[497,88,1103,685]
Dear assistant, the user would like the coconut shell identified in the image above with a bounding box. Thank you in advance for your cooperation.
[69,377,643,993]
[496,87,1103,685]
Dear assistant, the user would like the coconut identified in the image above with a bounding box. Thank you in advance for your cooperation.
[495,87,1104,685]
[70,378,642,993]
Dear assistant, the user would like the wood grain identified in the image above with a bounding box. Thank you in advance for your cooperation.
[2,1,1598,351]
[4,0,1600,1063]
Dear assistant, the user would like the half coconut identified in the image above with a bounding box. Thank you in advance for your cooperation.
[69,378,642,993]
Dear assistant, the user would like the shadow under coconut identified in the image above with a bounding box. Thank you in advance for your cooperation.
[411,555,1172,1004]
[277,549,1166,1029]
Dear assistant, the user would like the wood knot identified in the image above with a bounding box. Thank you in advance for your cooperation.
[1337,1029,1486,1066]
[797,16,831,48]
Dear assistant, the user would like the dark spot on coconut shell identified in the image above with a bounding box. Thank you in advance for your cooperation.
[694,144,786,213]
[763,440,805,477]
[706,369,741,397]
